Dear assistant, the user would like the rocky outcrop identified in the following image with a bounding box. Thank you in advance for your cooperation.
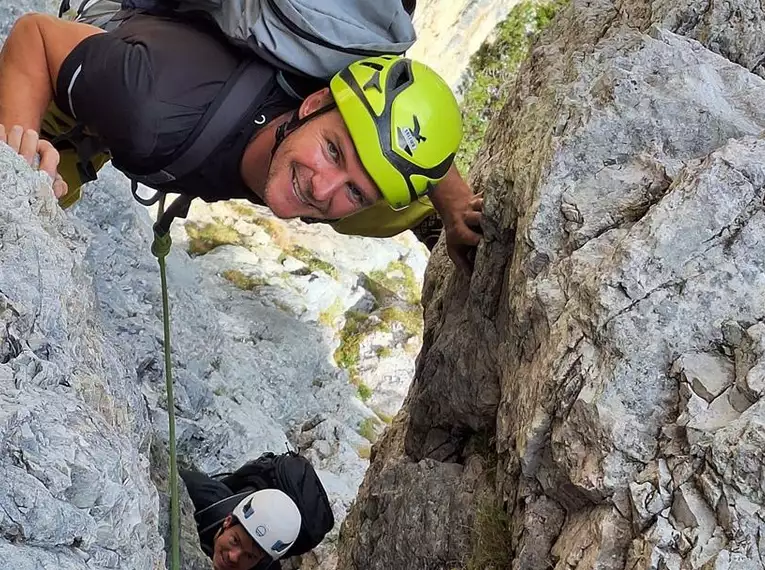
[338,1,765,569]
[0,149,428,569]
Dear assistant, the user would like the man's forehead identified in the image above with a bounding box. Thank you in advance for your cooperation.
[232,524,260,553]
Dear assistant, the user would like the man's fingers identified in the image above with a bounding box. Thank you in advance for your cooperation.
[463,211,483,230]
[37,140,61,181]
[469,197,484,211]
[6,125,24,153]
[52,174,68,199]
[19,129,40,165]
[0,124,6,144]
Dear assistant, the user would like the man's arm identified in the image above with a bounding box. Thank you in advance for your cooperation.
[0,14,102,196]
[430,164,484,273]
[0,13,103,129]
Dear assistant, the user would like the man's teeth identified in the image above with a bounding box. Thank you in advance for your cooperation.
[292,171,306,205]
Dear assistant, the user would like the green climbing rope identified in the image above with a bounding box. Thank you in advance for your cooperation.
[152,196,181,570]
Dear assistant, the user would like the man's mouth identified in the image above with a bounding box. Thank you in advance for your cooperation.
[292,166,309,206]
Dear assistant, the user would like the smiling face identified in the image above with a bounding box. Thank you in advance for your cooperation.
[259,89,382,220]
[212,515,267,570]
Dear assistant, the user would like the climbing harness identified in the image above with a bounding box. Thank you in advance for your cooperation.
[151,193,184,570]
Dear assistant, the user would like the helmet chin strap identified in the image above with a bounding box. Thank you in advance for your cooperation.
[271,102,337,159]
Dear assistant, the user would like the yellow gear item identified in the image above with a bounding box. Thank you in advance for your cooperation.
[41,102,110,209]
[330,55,462,210]
[330,196,435,237]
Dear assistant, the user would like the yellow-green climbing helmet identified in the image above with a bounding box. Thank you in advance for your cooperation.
[330,55,463,210]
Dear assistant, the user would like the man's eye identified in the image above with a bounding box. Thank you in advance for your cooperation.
[327,141,339,162]
[348,184,364,204]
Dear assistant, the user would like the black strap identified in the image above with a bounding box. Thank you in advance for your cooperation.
[153,194,193,237]
[124,59,275,187]
[127,59,275,235]
[194,491,251,537]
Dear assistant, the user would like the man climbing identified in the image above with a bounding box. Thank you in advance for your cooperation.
[180,452,334,570]
[0,10,484,272]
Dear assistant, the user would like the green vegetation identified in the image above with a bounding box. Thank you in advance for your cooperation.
[358,417,381,443]
[465,496,512,570]
[456,0,567,174]
[375,346,392,359]
[221,269,268,290]
[229,202,258,219]
[379,306,423,339]
[252,216,291,249]
[318,298,344,328]
[366,259,421,306]
[356,382,373,402]
[185,221,243,256]
[288,245,338,279]
[334,311,387,402]
[356,445,372,460]
[375,410,394,425]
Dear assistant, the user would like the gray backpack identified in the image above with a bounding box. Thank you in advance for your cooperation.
[61,0,417,79]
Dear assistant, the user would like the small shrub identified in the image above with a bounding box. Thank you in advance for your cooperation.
[375,410,394,424]
[456,0,567,174]
[366,259,421,306]
[358,417,380,443]
[287,245,338,279]
[375,346,392,359]
[466,496,511,570]
[357,445,372,460]
[357,382,373,402]
[185,221,243,256]
[379,306,423,339]
[229,202,257,219]
[318,298,344,328]
[221,269,268,290]
[334,311,384,381]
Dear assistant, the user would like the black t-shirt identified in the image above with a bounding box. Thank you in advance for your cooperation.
[53,14,298,202]
[180,468,232,556]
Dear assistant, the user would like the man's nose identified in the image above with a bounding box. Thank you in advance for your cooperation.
[229,547,241,563]
[312,165,346,203]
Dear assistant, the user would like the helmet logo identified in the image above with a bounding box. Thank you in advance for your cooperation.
[397,116,427,156]
[255,525,267,537]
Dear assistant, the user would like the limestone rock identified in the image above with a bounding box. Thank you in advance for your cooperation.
[338,1,765,568]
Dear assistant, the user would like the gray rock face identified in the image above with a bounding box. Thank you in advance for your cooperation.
[0,148,425,569]
[338,1,765,569]
[0,150,167,568]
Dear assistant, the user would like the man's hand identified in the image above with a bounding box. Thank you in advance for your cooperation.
[430,165,484,274]
[0,124,68,198]
[443,192,483,274]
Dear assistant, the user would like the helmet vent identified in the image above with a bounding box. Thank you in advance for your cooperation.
[361,61,384,71]
[391,67,410,90]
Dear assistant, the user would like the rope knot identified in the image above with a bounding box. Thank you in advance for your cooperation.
[151,230,172,259]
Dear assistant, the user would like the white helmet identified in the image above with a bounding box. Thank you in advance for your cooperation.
[231,489,302,560]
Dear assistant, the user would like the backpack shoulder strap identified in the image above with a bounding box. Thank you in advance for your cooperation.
[194,491,251,537]
[129,57,276,234]
[125,58,276,188]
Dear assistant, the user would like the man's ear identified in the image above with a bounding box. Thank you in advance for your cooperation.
[222,514,233,529]
[298,87,332,119]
